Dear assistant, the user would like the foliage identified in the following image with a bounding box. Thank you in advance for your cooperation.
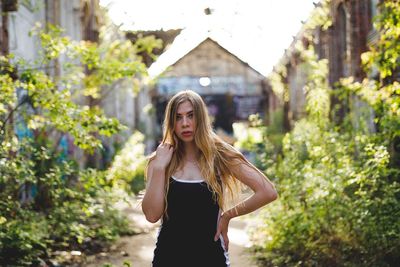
[0,21,158,265]
[107,131,147,194]
[102,261,132,267]
[252,1,400,266]
[347,0,400,164]
[303,0,332,34]
[295,42,331,127]
[252,120,400,266]
[362,1,400,81]
[234,114,280,172]
[0,140,133,265]
[268,63,287,103]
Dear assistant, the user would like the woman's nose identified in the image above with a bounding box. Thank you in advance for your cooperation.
[182,116,189,125]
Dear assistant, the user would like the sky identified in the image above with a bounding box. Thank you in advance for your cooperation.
[99,0,317,77]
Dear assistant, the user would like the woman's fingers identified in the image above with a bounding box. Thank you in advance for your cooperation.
[154,143,174,168]
[214,228,221,241]
[222,233,229,251]
[214,214,230,251]
[214,230,229,251]
[158,142,173,150]
[157,143,173,153]
[158,142,168,148]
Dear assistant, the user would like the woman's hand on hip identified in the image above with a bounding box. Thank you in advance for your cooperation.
[214,212,231,251]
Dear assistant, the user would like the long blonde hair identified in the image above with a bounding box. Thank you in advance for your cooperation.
[146,90,255,213]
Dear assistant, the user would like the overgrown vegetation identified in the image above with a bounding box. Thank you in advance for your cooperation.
[107,131,147,195]
[0,20,158,265]
[250,1,400,266]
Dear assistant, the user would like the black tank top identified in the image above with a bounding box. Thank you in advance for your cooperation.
[152,176,230,267]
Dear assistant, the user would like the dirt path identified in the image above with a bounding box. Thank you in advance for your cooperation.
[85,196,257,267]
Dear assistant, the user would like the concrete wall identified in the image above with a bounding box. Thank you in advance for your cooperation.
[8,0,83,64]
[8,1,45,62]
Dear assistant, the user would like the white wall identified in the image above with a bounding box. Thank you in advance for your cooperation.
[9,1,45,63]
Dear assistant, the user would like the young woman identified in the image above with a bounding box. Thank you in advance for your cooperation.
[142,90,278,267]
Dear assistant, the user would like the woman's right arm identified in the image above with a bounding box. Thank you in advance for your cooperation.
[141,143,173,223]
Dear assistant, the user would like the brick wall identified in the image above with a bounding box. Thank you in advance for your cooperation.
[278,0,376,127]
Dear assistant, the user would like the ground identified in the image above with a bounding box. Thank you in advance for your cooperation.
[84,196,257,267]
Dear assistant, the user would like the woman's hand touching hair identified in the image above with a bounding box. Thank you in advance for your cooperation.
[142,142,174,223]
[153,142,174,169]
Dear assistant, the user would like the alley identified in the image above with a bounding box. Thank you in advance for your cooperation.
[2,1,399,266]
[85,196,256,267]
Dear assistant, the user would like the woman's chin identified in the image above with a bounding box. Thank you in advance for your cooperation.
[179,136,194,143]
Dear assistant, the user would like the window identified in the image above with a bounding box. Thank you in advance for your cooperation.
[370,0,379,20]
[367,0,379,44]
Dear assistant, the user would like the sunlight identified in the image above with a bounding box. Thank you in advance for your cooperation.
[99,0,317,76]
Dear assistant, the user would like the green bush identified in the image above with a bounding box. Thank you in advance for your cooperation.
[107,131,147,194]
[0,208,50,266]
[251,2,400,266]
[252,119,399,266]
[0,21,156,265]
[234,114,281,171]
[0,144,134,266]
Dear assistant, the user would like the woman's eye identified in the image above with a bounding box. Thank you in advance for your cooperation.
[188,113,193,118]
[176,116,182,120]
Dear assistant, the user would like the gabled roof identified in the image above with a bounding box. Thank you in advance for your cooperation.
[148,28,265,78]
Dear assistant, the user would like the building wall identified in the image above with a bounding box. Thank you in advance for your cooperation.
[1,0,98,201]
[3,0,107,169]
[287,61,307,121]
[60,0,82,42]
[8,0,83,64]
[165,38,264,95]
[7,2,42,62]
[261,80,281,127]
[154,38,267,137]
[276,0,377,128]
[98,10,155,158]
[328,0,373,85]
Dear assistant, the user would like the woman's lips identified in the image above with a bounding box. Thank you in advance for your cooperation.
[182,131,192,137]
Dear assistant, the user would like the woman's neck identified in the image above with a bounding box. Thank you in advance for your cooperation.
[183,141,199,161]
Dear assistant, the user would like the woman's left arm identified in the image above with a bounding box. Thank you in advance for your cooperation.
[214,162,278,250]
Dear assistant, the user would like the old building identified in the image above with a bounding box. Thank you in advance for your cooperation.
[1,1,155,167]
[0,0,104,202]
[1,0,93,63]
[149,36,269,144]
[273,0,379,128]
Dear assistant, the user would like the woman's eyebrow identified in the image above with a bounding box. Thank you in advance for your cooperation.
[176,110,193,116]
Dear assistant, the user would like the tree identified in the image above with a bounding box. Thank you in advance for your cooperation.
[0,22,160,265]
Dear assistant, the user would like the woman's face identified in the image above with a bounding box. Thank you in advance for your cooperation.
[174,100,196,143]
